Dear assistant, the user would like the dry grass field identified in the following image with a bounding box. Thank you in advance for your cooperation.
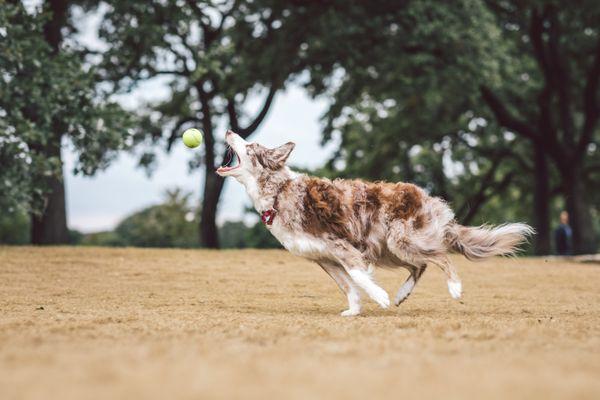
[0,246,599,400]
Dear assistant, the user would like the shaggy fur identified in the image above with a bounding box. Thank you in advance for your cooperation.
[217,131,534,316]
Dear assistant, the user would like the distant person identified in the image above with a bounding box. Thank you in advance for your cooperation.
[555,211,573,255]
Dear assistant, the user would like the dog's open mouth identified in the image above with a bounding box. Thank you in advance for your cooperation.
[217,146,240,173]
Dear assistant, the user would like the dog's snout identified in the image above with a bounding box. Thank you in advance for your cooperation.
[225,130,238,144]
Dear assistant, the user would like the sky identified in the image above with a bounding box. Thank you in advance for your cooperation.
[63,85,335,233]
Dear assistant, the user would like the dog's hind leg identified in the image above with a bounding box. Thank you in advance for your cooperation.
[384,229,428,305]
[428,256,462,299]
[394,263,427,306]
[318,261,362,316]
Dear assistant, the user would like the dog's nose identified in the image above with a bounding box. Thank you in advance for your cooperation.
[226,130,234,137]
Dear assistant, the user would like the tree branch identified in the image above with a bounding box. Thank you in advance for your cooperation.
[402,44,444,59]
[462,171,514,226]
[232,86,278,138]
[165,36,193,76]
[455,157,501,222]
[481,85,568,170]
[456,133,533,172]
[480,86,539,142]
[216,0,239,35]
[185,0,211,26]
[146,67,188,77]
[185,0,220,48]
[455,155,514,225]
[226,98,241,132]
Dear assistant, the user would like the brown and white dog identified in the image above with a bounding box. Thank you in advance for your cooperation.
[217,131,533,316]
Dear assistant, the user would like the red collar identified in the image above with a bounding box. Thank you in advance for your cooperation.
[260,179,291,226]
[261,209,277,225]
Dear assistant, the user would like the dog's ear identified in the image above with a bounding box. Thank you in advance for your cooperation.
[268,142,295,168]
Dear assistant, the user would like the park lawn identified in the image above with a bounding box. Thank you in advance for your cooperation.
[0,246,599,400]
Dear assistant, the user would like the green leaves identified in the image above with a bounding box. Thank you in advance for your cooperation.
[0,3,134,215]
[280,0,539,226]
[115,189,199,248]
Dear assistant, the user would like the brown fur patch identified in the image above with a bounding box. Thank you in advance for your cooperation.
[351,185,364,227]
[302,178,352,241]
[298,179,423,247]
[386,183,423,220]
[414,214,425,230]
[358,183,382,238]
[365,184,383,209]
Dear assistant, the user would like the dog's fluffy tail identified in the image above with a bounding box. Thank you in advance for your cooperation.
[446,223,534,261]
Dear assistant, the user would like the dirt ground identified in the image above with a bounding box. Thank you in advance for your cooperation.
[0,246,599,400]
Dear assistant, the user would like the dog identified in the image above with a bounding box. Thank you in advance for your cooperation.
[217,131,534,316]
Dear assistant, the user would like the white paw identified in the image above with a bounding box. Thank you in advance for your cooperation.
[395,281,415,306]
[372,288,390,309]
[395,293,409,306]
[448,280,462,299]
[341,308,361,317]
[347,269,390,309]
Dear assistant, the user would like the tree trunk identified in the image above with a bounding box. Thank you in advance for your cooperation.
[532,144,551,255]
[31,140,69,244]
[29,0,70,244]
[200,168,225,248]
[563,166,597,255]
[43,0,68,54]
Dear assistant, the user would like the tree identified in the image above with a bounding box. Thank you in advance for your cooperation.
[480,1,600,254]
[271,1,532,222]
[271,0,598,254]
[219,220,281,248]
[114,189,198,248]
[0,1,133,244]
[97,0,309,248]
[0,208,30,245]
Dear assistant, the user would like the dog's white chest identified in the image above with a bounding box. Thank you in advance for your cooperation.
[269,221,327,259]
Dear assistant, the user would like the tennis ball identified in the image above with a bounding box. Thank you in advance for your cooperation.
[182,128,203,148]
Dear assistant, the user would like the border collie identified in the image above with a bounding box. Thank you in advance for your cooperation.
[217,131,533,316]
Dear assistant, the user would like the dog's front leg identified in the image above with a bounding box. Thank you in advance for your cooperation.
[318,261,362,316]
[333,249,390,309]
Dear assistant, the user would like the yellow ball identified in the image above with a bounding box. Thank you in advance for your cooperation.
[182,128,203,148]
